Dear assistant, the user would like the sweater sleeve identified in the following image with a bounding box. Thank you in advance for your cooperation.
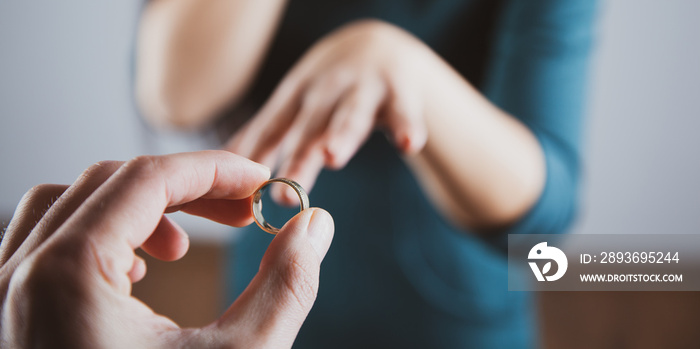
[482,0,598,236]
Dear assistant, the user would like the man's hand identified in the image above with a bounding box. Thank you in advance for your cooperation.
[0,150,334,348]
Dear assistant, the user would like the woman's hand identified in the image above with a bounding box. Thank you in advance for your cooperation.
[0,151,334,348]
[226,20,430,205]
[227,19,544,231]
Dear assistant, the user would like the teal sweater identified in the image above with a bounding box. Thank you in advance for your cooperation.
[227,0,597,347]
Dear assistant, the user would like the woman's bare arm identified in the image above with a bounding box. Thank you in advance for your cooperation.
[405,56,546,230]
[135,0,287,130]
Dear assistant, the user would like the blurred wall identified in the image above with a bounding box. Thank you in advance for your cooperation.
[1,0,699,240]
[572,0,700,236]
[0,0,226,240]
[0,1,143,199]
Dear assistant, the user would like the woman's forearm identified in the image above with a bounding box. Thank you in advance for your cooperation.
[407,50,546,232]
[135,0,287,130]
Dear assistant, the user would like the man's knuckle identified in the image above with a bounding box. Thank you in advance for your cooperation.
[122,155,161,178]
[79,160,119,181]
[17,184,67,215]
[22,184,56,203]
[127,155,159,168]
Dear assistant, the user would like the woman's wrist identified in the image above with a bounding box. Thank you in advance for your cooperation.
[397,36,546,231]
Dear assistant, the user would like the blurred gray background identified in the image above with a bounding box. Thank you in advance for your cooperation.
[1,0,698,241]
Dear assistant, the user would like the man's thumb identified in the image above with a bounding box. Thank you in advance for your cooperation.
[212,208,334,348]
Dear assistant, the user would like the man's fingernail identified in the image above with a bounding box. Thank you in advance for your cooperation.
[306,208,334,260]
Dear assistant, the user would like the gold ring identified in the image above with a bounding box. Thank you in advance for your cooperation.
[252,178,309,234]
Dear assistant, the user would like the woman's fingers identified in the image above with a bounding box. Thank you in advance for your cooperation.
[323,79,385,169]
[226,77,304,168]
[273,146,325,206]
[40,151,270,294]
[382,71,427,155]
[0,184,68,267]
[210,208,334,348]
[271,75,352,204]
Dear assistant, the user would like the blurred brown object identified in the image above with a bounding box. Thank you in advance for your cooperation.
[133,242,700,347]
[132,243,226,328]
[540,291,700,349]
